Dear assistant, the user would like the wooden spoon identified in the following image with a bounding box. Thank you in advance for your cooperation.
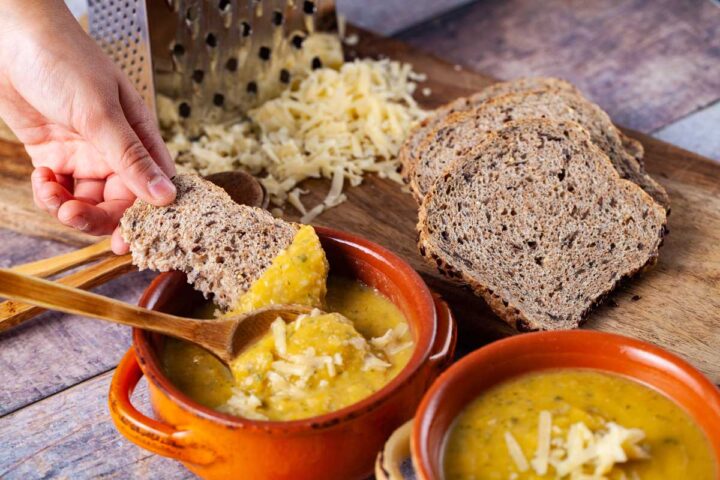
[0,268,311,364]
[0,170,267,333]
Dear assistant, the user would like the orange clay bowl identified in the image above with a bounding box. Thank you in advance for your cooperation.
[411,330,720,480]
[109,226,457,480]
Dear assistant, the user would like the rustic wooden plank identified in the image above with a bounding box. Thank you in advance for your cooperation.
[336,0,474,36]
[654,100,720,162]
[0,229,154,415]
[0,370,194,479]
[398,0,720,133]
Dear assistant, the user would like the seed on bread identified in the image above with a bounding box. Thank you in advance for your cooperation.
[409,88,668,210]
[417,119,667,331]
[120,173,299,310]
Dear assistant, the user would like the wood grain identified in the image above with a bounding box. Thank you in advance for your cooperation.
[0,266,154,416]
[0,371,193,479]
[398,0,720,134]
[0,254,135,333]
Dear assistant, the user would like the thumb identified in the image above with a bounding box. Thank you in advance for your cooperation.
[83,92,176,206]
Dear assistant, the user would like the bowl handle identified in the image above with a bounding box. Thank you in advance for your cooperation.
[109,348,217,465]
[428,294,457,372]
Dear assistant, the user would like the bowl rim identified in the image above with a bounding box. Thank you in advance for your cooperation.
[412,329,720,479]
[132,226,439,432]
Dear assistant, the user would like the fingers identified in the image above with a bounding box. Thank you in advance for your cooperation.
[74,178,105,205]
[80,86,175,207]
[118,79,176,178]
[111,227,130,255]
[56,198,134,236]
[31,167,73,214]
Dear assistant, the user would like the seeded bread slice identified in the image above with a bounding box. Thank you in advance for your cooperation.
[410,89,668,209]
[400,78,575,184]
[417,119,667,331]
[120,173,299,310]
[399,77,645,188]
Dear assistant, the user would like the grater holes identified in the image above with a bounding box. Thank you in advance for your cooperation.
[247,81,258,94]
[179,102,191,118]
[291,34,305,49]
[205,33,218,48]
[311,56,322,70]
[303,1,316,14]
[213,93,225,106]
[225,57,238,72]
[192,70,205,83]
[241,21,252,37]
[280,69,291,84]
[172,43,185,56]
[218,0,231,11]
[258,46,271,61]
[185,6,197,21]
[272,10,284,26]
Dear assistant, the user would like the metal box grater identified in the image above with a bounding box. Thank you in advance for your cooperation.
[88,0,337,135]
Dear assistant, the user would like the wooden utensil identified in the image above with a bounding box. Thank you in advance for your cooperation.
[0,170,267,332]
[0,254,133,333]
[0,268,311,364]
[11,238,114,277]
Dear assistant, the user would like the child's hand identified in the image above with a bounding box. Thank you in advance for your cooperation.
[0,0,176,254]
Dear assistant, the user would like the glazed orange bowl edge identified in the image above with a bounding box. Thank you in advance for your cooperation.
[411,330,720,480]
[109,226,457,480]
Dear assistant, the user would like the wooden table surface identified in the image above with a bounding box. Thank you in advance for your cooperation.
[2,1,719,478]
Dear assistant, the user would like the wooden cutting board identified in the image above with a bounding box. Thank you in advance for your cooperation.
[0,29,718,382]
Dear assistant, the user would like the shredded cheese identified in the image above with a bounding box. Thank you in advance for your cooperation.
[531,410,553,475]
[505,431,530,472]
[161,45,426,222]
[505,411,650,479]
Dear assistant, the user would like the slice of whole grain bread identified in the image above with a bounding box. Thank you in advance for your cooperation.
[417,119,667,331]
[409,89,669,209]
[400,77,646,189]
[400,78,575,184]
[120,173,299,310]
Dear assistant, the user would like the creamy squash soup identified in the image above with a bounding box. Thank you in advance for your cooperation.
[443,370,716,480]
[162,226,414,421]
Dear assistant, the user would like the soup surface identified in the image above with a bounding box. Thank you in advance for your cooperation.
[162,276,413,420]
[443,370,715,480]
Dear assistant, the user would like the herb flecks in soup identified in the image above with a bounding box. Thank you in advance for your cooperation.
[444,370,715,480]
[162,226,414,421]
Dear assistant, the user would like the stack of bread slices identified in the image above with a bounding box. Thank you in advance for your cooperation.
[403,78,668,331]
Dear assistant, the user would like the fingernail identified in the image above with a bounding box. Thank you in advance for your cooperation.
[148,175,176,202]
[69,216,89,231]
[45,196,61,210]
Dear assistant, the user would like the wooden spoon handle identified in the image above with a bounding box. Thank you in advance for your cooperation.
[0,268,209,338]
[0,254,135,333]
[11,238,113,277]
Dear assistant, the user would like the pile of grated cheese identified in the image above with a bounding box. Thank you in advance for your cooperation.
[504,411,650,479]
[160,46,426,223]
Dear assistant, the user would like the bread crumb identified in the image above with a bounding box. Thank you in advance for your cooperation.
[422,87,432,97]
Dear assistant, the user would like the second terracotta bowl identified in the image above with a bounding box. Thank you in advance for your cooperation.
[411,330,720,480]
[109,226,456,480]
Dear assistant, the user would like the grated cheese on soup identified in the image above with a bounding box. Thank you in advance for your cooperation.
[159,35,426,223]
[505,411,650,479]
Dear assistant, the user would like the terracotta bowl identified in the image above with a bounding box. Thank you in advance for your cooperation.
[412,330,720,480]
[109,226,457,480]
